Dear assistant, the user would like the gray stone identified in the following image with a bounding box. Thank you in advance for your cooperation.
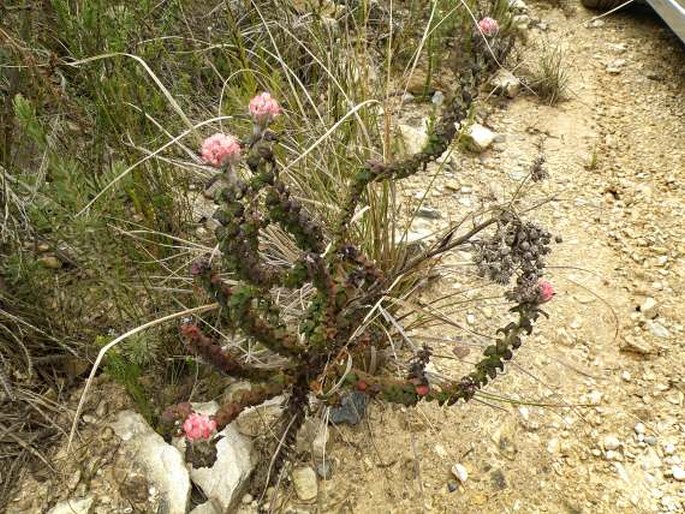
[464,123,496,152]
[489,69,521,98]
[48,497,94,514]
[431,91,445,106]
[110,411,190,514]
[329,391,368,426]
[416,206,442,219]
[292,466,318,502]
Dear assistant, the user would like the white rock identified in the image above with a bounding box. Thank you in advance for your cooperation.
[292,466,318,502]
[606,450,623,462]
[547,438,560,454]
[672,466,685,481]
[646,321,670,339]
[640,297,659,319]
[434,444,449,458]
[464,123,496,152]
[489,69,521,98]
[189,423,253,512]
[399,122,429,155]
[586,390,604,405]
[451,463,469,484]
[663,443,676,456]
[110,411,190,514]
[603,435,621,451]
[512,14,530,30]
[639,447,663,470]
[432,91,445,106]
[48,497,94,514]
[634,423,646,435]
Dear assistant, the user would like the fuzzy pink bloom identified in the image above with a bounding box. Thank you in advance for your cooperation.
[183,412,217,441]
[478,17,499,37]
[200,133,241,168]
[248,92,281,126]
[537,280,555,303]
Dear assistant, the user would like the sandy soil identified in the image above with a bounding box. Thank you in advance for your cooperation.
[309,3,685,513]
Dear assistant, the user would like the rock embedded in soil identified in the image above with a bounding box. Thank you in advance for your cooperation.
[489,69,521,98]
[48,497,94,514]
[451,463,469,485]
[187,425,253,512]
[399,123,429,156]
[416,206,442,219]
[620,335,654,355]
[603,435,621,451]
[292,466,318,502]
[646,321,670,339]
[671,466,685,481]
[110,411,190,514]
[639,297,659,319]
[329,391,368,425]
[464,123,497,153]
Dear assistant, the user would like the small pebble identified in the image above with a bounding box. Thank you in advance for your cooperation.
[447,481,458,493]
[672,466,685,481]
[634,423,646,435]
[663,444,676,456]
[603,435,621,451]
[606,450,623,462]
[645,436,657,446]
[451,463,468,484]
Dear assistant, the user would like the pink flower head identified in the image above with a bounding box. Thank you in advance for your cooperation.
[478,17,499,37]
[200,133,241,168]
[182,412,217,441]
[537,279,555,303]
[248,92,281,127]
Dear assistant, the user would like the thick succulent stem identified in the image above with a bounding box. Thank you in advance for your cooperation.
[180,322,292,382]
[342,302,543,406]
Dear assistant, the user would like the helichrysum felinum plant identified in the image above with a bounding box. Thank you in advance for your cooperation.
[162,24,556,493]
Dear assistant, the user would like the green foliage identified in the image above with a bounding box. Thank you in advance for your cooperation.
[527,41,569,105]
[97,334,156,422]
